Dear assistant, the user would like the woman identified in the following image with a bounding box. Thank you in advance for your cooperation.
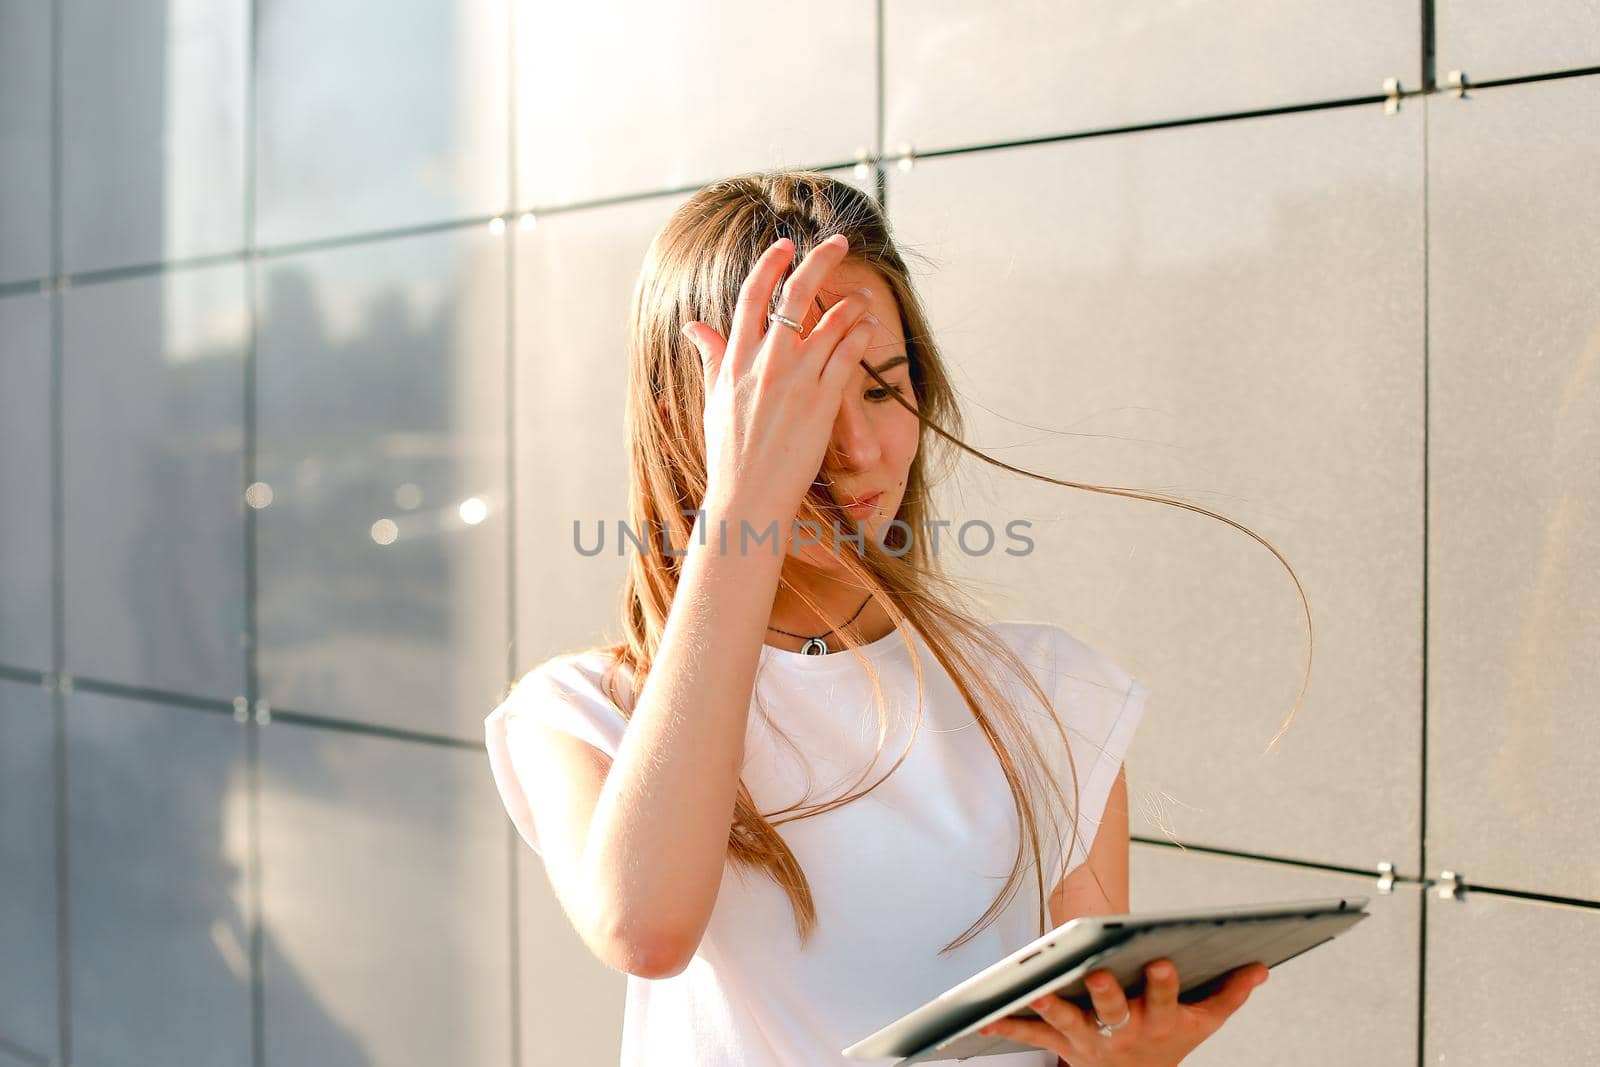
[485,170,1292,1065]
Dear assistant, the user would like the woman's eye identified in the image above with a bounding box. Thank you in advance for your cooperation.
[866,384,904,402]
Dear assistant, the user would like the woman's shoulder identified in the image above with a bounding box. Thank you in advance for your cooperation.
[985,618,1140,702]
[484,643,638,760]
[491,643,637,723]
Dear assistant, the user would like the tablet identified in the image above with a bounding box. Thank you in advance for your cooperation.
[841,895,1369,1064]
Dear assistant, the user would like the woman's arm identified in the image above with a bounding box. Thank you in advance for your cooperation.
[1048,766,1129,1065]
[576,494,789,977]
[1047,764,1131,925]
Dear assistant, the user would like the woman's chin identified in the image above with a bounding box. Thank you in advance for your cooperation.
[794,537,876,573]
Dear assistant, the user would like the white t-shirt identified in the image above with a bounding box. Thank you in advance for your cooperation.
[483,618,1149,1066]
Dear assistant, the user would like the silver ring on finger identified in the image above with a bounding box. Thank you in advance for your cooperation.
[768,311,804,333]
[1093,1007,1131,1038]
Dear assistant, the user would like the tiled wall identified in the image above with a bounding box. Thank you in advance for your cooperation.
[1,2,1595,1064]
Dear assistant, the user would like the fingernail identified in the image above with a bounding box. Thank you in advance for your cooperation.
[680,323,694,341]
[857,286,872,298]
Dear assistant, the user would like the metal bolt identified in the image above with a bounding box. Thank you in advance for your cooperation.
[1383,77,1403,116]
[1375,861,1396,894]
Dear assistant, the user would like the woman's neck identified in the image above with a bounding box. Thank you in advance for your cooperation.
[765,585,897,653]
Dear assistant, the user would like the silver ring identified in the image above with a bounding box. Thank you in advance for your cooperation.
[1093,1006,1131,1038]
[768,311,804,333]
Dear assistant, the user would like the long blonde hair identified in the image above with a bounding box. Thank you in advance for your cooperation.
[560,169,1310,955]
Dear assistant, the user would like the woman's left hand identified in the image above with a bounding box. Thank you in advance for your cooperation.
[976,958,1269,1066]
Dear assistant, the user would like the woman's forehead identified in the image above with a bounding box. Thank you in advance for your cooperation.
[796,261,903,341]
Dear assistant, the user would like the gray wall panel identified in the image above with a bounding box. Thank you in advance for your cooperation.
[513,1,877,208]
[60,0,248,274]
[885,0,1420,155]
[64,690,251,1067]
[254,227,509,740]
[0,680,58,1061]
[259,723,511,1067]
[1436,0,1600,84]
[1427,77,1600,902]
[0,1044,44,1067]
[1426,76,1600,902]
[888,101,1426,874]
[0,293,53,671]
[60,264,249,701]
[1424,889,1600,1063]
[0,0,51,286]
[1132,844,1420,1067]
[255,0,509,248]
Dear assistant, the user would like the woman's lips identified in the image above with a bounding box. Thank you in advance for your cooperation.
[842,492,882,516]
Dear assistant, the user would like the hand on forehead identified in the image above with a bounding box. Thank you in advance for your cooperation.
[794,260,887,335]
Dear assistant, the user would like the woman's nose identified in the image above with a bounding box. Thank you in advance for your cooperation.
[826,403,881,472]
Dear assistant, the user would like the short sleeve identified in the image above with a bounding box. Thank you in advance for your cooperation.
[483,652,631,857]
[1000,622,1150,885]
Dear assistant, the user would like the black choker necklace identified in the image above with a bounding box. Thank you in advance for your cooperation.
[766,594,874,655]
